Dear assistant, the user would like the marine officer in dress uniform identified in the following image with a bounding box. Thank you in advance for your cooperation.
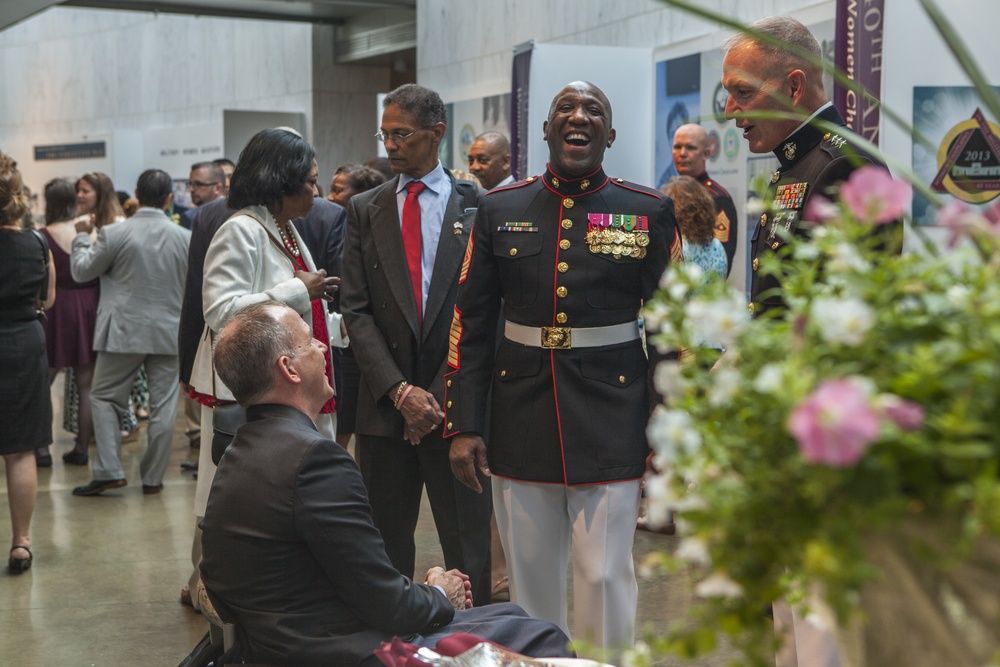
[672,123,739,275]
[723,17,899,667]
[443,81,681,651]
[723,16,899,317]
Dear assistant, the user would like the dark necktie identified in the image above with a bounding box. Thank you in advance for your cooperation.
[402,180,427,323]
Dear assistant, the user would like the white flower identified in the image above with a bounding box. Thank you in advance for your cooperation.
[683,262,705,283]
[621,641,653,667]
[828,242,870,273]
[676,537,712,567]
[708,366,741,407]
[695,572,745,599]
[642,473,674,527]
[686,291,750,348]
[811,295,875,346]
[653,361,688,403]
[745,197,765,216]
[946,285,970,307]
[793,241,821,261]
[646,407,701,463]
[754,363,784,394]
[642,300,671,333]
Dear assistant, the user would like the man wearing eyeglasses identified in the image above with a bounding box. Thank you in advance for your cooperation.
[179,161,225,230]
[341,83,492,607]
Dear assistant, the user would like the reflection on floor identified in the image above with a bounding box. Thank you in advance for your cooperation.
[0,375,734,666]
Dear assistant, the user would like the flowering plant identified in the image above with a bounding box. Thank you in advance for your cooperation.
[637,165,1000,664]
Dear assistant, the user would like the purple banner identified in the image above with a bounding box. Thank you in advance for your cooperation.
[834,0,885,146]
[510,43,533,180]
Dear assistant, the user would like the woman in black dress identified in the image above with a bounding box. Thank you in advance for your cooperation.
[0,152,55,573]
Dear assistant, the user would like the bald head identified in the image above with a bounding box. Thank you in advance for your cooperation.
[467,131,511,190]
[671,124,712,177]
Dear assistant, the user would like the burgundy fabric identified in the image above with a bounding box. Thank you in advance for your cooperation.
[288,250,336,414]
[40,228,99,368]
[402,181,426,326]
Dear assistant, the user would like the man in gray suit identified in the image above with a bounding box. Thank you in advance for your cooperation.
[341,83,493,606]
[70,169,190,496]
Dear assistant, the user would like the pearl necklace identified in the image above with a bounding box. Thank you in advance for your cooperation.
[277,223,301,257]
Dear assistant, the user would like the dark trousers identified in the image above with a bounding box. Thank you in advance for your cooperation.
[358,434,493,606]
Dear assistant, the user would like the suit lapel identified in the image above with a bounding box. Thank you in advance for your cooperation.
[368,177,421,338]
[423,176,474,341]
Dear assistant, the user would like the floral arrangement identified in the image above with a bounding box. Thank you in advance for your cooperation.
[635,165,1000,664]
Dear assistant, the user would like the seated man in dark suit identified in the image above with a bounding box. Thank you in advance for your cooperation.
[200,301,572,667]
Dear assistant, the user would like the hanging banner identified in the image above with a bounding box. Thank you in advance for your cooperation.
[834,0,885,146]
[510,41,533,181]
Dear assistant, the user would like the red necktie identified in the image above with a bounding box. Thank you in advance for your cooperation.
[402,180,426,324]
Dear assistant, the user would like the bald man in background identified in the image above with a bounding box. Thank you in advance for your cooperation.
[671,123,738,275]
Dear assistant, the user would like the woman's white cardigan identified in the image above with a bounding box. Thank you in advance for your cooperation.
[188,205,316,402]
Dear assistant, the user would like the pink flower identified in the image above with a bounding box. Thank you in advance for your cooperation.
[937,199,979,248]
[877,395,925,431]
[802,195,839,223]
[839,166,911,225]
[788,378,881,467]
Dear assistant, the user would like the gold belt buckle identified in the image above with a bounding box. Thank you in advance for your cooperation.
[540,326,572,349]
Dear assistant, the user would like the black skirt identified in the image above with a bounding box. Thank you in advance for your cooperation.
[0,319,53,453]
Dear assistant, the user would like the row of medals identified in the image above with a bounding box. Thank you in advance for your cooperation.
[584,228,650,259]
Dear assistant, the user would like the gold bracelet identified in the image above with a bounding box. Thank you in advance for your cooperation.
[392,381,408,408]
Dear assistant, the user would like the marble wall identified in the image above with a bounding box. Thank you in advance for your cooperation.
[417,0,828,101]
[0,7,389,193]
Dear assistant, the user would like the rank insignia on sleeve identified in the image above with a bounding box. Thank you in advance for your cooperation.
[459,234,474,284]
[497,222,538,232]
[714,210,731,243]
[772,182,808,211]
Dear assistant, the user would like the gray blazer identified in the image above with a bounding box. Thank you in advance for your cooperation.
[71,207,190,355]
[341,173,481,440]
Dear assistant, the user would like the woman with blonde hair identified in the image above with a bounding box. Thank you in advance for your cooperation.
[0,152,55,573]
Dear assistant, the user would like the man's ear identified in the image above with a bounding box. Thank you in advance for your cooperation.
[277,355,302,385]
[502,153,511,172]
[429,122,447,145]
[787,70,807,106]
[607,127,616,149]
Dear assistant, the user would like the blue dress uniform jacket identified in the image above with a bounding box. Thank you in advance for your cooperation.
[696,172,738,276]
[443,165,681,485]
[750,104,892,314]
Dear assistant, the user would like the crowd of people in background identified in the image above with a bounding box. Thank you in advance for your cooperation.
[0,15,888,667]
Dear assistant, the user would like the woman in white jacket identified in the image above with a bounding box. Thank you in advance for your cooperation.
[189,128,339,523]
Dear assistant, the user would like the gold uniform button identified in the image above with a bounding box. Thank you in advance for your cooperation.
[752,257,759,271]
[509,248,517,256]
[525,176,535,183]
[561,219,572,229]
[500,370,506,377]
[563,198,574,208]
[760,213,767,227]
[556,286,568,298]
[771,241,780,250]
[447,422,453,430]
[446,379,452,387]
[556,312,567,324]
[557,262,568,273]
[823,132,831,140]
[748,302,756,314]
[619,375,626,384]
[559,239,571,250]
[446,400,452,408]
[616,178,624,183]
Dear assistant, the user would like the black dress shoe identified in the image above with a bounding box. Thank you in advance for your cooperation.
[180,460,198,471]
[142,484,163,495]
[62,450,89,466]
[35,453,52,468]
[72,478,127,496]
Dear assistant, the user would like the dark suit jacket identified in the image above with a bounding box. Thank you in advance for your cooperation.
[293,198,347,312]
[200,404,454,666]
[341,173,481,442]
[177,197,235,384]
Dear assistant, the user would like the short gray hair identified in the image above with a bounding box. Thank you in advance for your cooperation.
[214,301,297,407]
[724,16,822,78]
[383,83,447,128]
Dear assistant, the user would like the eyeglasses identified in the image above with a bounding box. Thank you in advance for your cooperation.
[374,129,421,144]
[187,180,220,189]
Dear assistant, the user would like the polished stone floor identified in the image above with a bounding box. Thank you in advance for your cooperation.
[0,377,735,666]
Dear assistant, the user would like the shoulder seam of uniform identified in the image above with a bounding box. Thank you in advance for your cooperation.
[486,179,535,195]
[610,179,663,200]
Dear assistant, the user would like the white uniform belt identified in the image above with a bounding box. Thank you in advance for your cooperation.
[504,320,640,349]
